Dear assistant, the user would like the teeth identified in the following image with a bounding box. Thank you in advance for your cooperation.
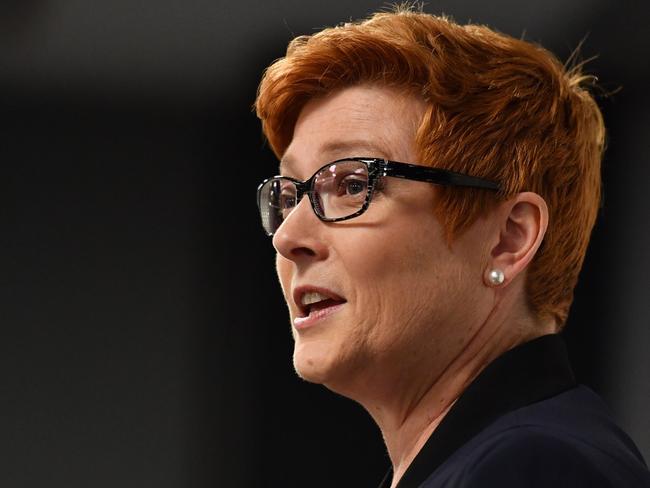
[301,292,329,306]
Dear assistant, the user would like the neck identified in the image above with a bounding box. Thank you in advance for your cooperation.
[340,304,554,488]
[379,327,515,487]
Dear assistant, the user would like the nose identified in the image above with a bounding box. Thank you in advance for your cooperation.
[272,194,329,263]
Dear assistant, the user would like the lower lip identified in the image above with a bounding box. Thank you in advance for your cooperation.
[293,302,346,330]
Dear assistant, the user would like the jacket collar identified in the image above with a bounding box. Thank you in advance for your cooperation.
[379,333,576,488]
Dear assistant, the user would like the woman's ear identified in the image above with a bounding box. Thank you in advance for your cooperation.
[484,192,548,287]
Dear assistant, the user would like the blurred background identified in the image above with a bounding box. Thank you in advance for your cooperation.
[2,1,648,487]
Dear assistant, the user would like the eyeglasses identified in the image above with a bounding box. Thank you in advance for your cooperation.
[256,157,500,236]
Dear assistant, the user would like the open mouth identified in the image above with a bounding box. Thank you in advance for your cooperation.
[293,287,347,327]
[301,297,346,317]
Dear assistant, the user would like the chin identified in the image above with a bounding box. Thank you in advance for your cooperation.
[292,338,367,397]
[292,342,334,384]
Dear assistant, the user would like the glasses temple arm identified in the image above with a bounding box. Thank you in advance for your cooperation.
[383,161,501,191]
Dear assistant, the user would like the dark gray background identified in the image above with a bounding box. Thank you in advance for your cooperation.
[2,1,648,487]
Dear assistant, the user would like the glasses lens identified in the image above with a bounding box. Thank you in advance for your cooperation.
[257,160,370,236]
[313,160,369,219]
[258,178,297,235]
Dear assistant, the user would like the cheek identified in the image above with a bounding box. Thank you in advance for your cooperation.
[343,217,449,285]
[337,230,441,329]
[341,219,472,339]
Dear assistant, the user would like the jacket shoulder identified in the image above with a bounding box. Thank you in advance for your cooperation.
[447,425,650,488]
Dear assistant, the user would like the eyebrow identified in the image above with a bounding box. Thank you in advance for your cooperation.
[279,139,392,175]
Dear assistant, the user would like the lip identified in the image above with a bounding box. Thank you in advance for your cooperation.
[291,285,347,329]
[293,301,346,330]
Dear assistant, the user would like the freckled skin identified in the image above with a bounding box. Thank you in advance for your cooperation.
[272,85,495,400]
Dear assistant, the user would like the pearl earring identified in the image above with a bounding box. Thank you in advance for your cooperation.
[488,269,505,286]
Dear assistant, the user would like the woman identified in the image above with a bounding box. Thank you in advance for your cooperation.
[254,8,650,488]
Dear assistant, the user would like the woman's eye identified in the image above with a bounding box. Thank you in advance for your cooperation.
[340,178,367,196]
[280,194,296,208]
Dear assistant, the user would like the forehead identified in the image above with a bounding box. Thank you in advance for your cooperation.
[280,85,425,177]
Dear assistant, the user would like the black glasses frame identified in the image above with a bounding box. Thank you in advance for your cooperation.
[256,157,501,236]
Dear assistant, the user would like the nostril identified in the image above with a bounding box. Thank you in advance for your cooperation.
[291,246,317,257]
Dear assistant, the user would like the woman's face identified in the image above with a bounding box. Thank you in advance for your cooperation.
[272,85,494,393]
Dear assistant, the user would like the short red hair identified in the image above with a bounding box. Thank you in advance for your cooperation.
[255,9,605,326]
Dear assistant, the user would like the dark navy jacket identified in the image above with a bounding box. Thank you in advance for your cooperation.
[379,334,650,487]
